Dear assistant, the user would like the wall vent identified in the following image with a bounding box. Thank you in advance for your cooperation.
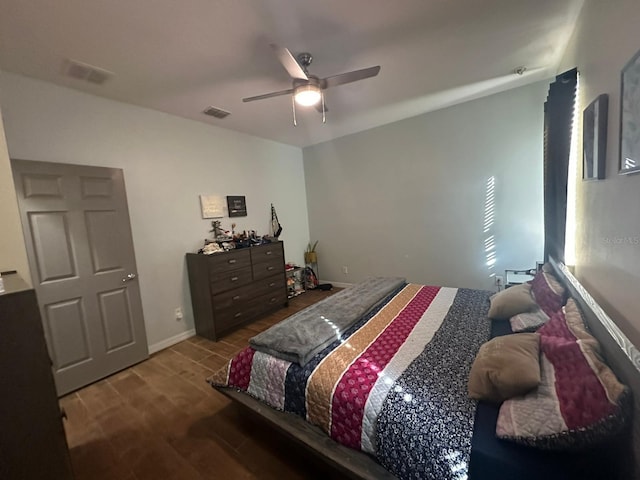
[203,106,231,119]
[62,59,114,85]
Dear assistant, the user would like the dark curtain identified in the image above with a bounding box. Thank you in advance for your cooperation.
[543,68,577,263]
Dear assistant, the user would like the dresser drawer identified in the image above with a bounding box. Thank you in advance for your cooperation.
[251,242,284,264]
[212,282,254,312]
[215,307,252,332]
[207,248,251,275]
[252,289,288,314]
[213,274,285,312]
[215,298,271,332]
[210,266,252,294]
[215,288,288,333]
[252,274,286,296]
[252,258,283,280]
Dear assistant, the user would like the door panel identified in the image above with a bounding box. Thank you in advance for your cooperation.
[22,173,63,197]
[43,298,91,369]
[85,210,123,273]
[12,159,148,395]
[80,175,113,198]
[98,288,135,351]
[28,211,77,282]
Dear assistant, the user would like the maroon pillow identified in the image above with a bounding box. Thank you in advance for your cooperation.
[530,271,565,316]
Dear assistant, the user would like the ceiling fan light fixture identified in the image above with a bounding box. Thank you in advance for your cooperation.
[294,84,321,106]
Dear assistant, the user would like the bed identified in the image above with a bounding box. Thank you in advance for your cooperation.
[208,258,640,479]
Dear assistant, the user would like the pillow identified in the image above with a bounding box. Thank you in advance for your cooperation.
[509,308,549,333]
[488,283,537,319]
[541,262,554,273]
[496,299,630,450]
[468,333,541,403]
[530,270,565,316]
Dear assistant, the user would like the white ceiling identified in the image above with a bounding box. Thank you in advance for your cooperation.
[0,0,584,148]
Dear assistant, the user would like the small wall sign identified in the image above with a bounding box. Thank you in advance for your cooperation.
[200,195,225,219]
[227,195,247,217]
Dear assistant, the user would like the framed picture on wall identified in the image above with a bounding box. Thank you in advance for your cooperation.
[226,195,247,217]
[199,194,225,218]
[583,94,608,180]
[619,48,640,175]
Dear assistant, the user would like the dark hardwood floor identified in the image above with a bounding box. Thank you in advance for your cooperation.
[61,289,345,480]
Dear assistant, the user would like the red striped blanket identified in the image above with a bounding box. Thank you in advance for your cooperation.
[209,284,492,479]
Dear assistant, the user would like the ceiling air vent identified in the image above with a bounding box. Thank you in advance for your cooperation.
[203,106,231,119]
[62,59,114,85]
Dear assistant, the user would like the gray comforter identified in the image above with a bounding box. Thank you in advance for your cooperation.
[249,276,405,365]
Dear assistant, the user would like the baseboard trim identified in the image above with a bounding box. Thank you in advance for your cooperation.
[148,328,196,354]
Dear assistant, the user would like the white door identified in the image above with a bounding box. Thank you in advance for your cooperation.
[12,159,148,395]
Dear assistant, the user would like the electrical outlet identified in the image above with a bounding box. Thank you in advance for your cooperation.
[175,307,183,320]
[494,276,504,286]
[342,265,348,275]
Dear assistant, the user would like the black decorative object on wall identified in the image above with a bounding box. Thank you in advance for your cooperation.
[583,94,608,180]
[620,48,640,175]
[227,195,247,217]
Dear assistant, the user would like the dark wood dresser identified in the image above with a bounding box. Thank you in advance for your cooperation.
[0,273,74,479]
[186,242,288,340]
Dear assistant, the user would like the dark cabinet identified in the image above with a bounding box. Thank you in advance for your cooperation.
[0,273,74,479]
[186,242,288,340]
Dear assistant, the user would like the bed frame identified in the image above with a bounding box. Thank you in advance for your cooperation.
[218,387,395,479]
[215,257,640,479]
[547,259,640,478]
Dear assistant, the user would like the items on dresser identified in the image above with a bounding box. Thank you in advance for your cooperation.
[186,242,288,341]
[0,273,74,479]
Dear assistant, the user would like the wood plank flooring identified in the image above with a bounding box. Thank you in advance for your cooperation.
[61,289,345,480]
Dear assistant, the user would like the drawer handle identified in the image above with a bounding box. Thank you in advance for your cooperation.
[270,297,277,303]
[232,295,241,301]
[266,251,273,255]
[234,312,242,318]
[267,266,275,271]
[228,259,237,264]
[60,407,67,420]
[269,282,276,287]
[231,276,239,282]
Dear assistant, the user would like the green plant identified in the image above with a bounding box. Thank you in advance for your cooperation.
[306,240,318,253]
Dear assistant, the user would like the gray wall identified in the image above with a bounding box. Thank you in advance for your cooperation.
[303,81,548,290]
[0,71,310,351]
[559,0,640,347]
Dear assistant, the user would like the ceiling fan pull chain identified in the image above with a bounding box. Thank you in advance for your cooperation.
[321,91,326,124]
[291,95,298,127]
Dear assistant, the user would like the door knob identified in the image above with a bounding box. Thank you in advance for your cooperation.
[122,273,137,282]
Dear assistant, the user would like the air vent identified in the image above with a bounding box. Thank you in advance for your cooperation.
[62,59,114,85]
[203,106,231,119]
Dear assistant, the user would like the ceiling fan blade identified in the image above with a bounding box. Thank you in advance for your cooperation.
[321,66,381,89]
[242,88,294,103]
[270,44,308,80]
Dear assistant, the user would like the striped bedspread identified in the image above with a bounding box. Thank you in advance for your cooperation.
[209,284,492,479]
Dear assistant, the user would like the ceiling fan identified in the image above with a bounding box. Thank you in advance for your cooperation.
[243,44,381,125]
